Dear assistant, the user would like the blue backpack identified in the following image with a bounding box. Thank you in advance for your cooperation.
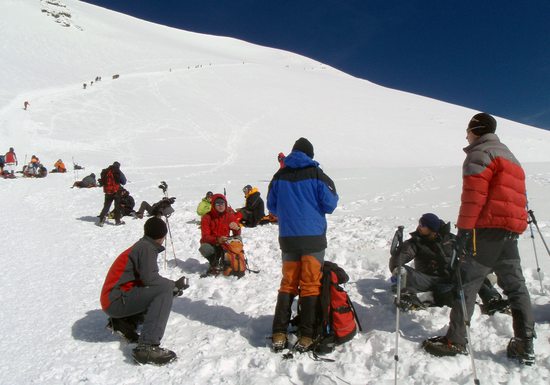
[0,155,5,165]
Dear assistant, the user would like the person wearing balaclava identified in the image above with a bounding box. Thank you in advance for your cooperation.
[100,217,189,365]
[423,113,535,365]
[267,137,339,353]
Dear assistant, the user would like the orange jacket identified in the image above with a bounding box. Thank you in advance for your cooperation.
[54,160,66,172]
[457,133,527,233]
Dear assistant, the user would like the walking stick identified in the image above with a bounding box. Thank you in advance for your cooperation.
[452,244,480,385]
[528,209,550,258]
[390,226,404,385]
[526,203,544,292]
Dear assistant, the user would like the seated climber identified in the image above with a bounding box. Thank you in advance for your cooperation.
[389,213,510,314]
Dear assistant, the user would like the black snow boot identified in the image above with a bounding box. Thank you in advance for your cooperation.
[132,344,177,366]
[296,296,320,353]
[395,292,426,312]
[107,317,139,343]
[422,336,468,357]
[271,292,295,352]
[480,298,511,316]
[507,337,535,365]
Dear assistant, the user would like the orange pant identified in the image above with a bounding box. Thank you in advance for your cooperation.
[279,252,324,297]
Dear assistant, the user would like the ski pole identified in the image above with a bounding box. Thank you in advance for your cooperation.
[165,216,178,265]
[528,209,550,258]
[454,248,480,385]
[526,203,544,292]
[392,226,404,385]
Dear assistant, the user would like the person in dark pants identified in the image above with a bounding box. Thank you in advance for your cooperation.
[423,113,535,365]
[390,213,508,313]
[97,161,126,226]
[268,137,339,353]
[100,217,189,365]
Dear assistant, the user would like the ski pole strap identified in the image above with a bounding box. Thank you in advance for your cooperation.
[472,229,477,257]
[245,259,260,274]
[347,294,363,331]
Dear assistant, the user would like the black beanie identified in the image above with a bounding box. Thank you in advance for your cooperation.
[144,217,168,239]
[468,113,496,136]
[292,137,314,159]
[419,213,441,232]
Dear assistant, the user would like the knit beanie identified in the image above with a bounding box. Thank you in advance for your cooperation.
[419,213,441,232]
[144,217,168,239]
[468,113,497,136]
[292,137,314,159]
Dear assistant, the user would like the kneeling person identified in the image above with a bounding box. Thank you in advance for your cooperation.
[199,194,241,275]
[100,217,189,365]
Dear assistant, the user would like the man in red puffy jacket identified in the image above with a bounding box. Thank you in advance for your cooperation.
[423,113,535,365]
[199,194,241,275]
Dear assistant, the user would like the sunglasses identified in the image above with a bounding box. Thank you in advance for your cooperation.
[215,202,226,206]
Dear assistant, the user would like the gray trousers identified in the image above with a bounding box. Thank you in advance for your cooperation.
[402,266,447,293]
[402,266,500,304]
[199,243,223,266]
[446,236,534,345]
[106,281,174,345]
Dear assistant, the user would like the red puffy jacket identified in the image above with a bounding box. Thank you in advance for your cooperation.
[200,194,241,244]
[457,133,527,234]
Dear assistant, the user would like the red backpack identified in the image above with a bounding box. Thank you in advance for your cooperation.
[316,261,362,353]
[101,167,119,194]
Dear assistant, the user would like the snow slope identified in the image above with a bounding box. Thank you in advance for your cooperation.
[1,1,549,384]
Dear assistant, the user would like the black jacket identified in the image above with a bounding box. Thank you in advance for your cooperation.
[389,221,454,278]
[241,190,265,227]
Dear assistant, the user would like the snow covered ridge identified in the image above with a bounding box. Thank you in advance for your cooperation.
[40,0,82,29]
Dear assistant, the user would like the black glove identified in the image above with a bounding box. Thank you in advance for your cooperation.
[455,229,473,257]
[173,276,189,296]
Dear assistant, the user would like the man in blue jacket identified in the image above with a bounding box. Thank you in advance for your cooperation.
[268,137,339,352]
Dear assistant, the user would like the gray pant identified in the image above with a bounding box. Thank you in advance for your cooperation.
[446,236,534,345]
[402,266,500,305]
[402,266,447,293]
[106,281,174,345]
[199,243,223,266]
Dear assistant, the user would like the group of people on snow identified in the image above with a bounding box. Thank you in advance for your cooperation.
[0,147,71,179]
[98,113,536,368]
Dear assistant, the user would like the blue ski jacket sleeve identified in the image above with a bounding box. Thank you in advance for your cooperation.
[267,150,338,253]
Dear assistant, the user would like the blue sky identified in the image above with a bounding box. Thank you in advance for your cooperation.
[83,0,550,130]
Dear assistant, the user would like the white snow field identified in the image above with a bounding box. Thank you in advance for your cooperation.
[1,1,550,384]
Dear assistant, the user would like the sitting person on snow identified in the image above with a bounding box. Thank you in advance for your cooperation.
[196,191,213,218]
[236,185,265,228]
[199,194,241,275]
[72,173,97,188]
[109,187,135,218]
[51,159,67,173]
[23,155,47,178]
[135,196,175,219]
[389,213,509,314]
